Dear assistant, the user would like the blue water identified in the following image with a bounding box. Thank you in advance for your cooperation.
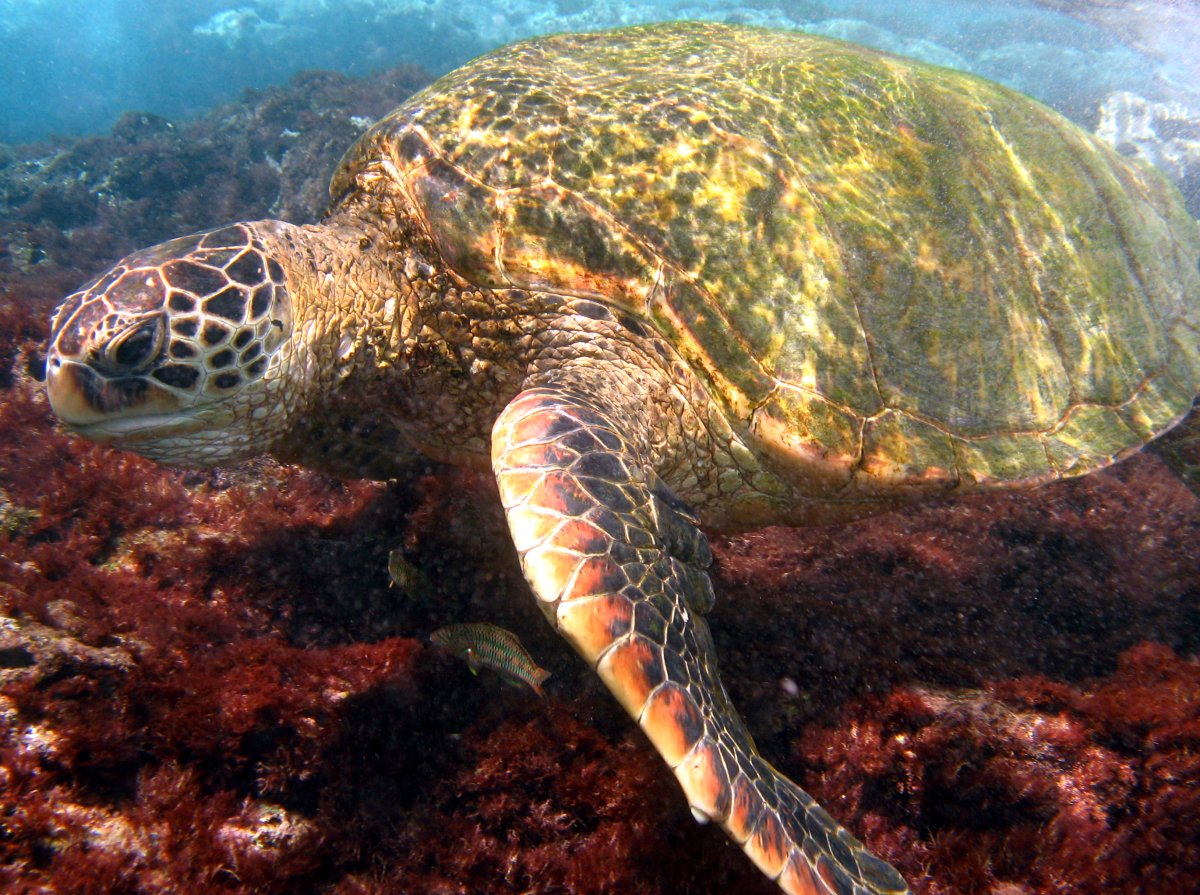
[2,0,1196,143]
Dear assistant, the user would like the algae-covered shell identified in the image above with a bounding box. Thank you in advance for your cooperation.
[332,22,1200,498]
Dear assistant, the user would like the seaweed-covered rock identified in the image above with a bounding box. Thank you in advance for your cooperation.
[798,644,1200,893]
[0,608,134,688]
[0,64,431,305]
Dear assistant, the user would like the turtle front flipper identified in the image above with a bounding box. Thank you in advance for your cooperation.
[492,387,910,895]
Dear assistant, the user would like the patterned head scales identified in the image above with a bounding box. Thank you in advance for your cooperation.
[45,223,294,464]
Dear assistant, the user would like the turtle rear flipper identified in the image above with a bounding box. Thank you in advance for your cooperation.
[492,386,910,895]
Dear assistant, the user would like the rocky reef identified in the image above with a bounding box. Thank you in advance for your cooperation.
[1097,90,1200,217]
[1,58,1198,895]
[0,63,431,307]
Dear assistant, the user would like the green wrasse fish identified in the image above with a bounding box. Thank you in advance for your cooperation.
[387,547,433,596]
[387,548,420,590]
[430,622,550,697]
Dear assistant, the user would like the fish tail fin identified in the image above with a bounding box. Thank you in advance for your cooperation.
[531,666,551,697]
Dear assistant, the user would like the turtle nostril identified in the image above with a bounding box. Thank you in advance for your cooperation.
[108,317,163,372]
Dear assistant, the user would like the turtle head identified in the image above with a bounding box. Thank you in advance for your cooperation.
[45,222,308,466]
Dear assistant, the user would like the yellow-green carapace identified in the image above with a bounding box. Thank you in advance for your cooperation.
[338,23,1199,507]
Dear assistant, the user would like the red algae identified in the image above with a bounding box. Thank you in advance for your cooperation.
[1,60,1199,895]
[379,705,773,895]
[793,645,1200,894]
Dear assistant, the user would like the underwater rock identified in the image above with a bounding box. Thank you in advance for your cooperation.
[0,63,431,304]
[5,0,1194,151]
[798,643,1200,893]
[1096,90,1200,216]
[1031,0,1200,100]
[195,6,288,48]
[0,608,135,688]
[0,487,39,538]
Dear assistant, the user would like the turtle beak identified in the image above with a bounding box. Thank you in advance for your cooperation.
[44,358,112,428]
[45,355,190,442]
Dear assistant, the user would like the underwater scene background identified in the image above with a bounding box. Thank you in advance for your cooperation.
[1,1,1199,893]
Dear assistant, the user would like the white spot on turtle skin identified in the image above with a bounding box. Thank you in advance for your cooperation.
[691,806,710,824]
[403,256,435,281]
[780,677,800,698]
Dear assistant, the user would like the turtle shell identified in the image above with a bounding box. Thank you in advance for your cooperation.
[331,22,1200,497]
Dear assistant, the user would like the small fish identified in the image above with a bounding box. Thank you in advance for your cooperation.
[387,548,421,591]
[430,622,550,697]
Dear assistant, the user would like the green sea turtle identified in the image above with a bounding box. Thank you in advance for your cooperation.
[43,22,1200,895]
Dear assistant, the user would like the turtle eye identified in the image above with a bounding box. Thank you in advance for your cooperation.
[106,317,163,373]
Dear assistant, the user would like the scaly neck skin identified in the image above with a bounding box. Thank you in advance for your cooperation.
[264,209,795,526]
[261,212,426,477]
[262,207,557,477]
[266,205,664,478]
